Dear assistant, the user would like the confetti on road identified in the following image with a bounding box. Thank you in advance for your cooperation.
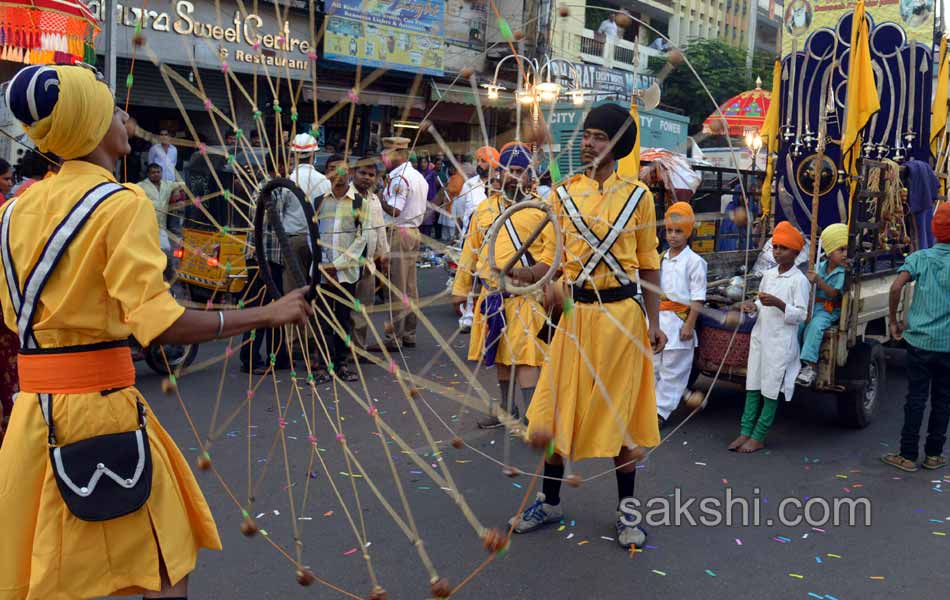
[323,511,334,517]
[577,540,589,546]
[343,548,358,556]
[600,536,614,541]
[808,593,823,599]
[566,533,574,540]
[735,538,743,546]
[789,573,804,579]
[695,462,707,466]
[652,570,667,576]
[512,482,522,489]
[827,553,841,559]
[815,556,823,564]
[705,569,717,577]
[869,576,885,580]
[933,531,946,536]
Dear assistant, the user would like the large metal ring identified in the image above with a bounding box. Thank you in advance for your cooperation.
[253,177,320,300]
[484,200,562,296]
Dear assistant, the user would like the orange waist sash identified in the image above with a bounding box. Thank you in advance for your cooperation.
[18,345,135,394]
[659,300,690,312]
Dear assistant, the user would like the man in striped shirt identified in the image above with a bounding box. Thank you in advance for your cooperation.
[882,203,950,472]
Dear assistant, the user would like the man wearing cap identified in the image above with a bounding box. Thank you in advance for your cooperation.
[287,132,331,290]
[377,136,428,350]
[453,146,499,331]
[452,143,555,428]
[512,103,665,550]
[0,63,311,600]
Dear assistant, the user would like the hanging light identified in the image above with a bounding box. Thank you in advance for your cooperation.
[481,83,505,100]
[570,89,586,106]
[516,89,535,105]
[535,81,562,104]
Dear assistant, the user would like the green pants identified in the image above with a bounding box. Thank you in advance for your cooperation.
[740,390,778,441]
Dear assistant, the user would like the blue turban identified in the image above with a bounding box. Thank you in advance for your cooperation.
[499,143,531,170]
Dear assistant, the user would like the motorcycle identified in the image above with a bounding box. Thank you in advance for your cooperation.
[130,336,199,375]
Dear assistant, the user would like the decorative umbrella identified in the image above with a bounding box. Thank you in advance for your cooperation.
[0,0,99,65]
[702,77,771,137]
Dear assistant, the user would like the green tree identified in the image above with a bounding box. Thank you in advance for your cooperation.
[650,38,775,135]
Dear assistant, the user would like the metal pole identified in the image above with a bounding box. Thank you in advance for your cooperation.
[103,0,117,91]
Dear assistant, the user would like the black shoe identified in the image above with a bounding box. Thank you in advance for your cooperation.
[477,414,504,429]
[658,415,669,430]
[402,339,417,348]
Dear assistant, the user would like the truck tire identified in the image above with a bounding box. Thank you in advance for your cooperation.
[145,342,199,375]
[836,341,886,428]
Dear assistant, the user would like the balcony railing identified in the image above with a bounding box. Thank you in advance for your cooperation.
[574,29,664,73]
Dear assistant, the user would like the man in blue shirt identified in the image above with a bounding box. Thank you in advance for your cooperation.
[882,203,950,472]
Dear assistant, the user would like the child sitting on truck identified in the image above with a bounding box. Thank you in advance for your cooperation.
[729,222,810,453]
[796,223,849,386]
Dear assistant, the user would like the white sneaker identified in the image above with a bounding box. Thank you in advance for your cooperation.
[796,364,816,386]
[615,511,646,548]
[509,493,563,533]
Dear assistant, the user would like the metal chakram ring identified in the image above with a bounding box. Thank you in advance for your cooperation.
[483,200,562,296]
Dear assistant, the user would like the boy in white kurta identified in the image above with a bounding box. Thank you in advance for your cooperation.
[729,221,810,453]
[655,202,707,427]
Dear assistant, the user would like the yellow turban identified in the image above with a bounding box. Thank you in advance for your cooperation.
[820,223,849,254]
[5,65,114,160]
[664,201,695,236]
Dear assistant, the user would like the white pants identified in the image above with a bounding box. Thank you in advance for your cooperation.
[654,348,694,419]
[459,296,474,328]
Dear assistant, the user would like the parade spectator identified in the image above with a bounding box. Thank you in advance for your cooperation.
[351,161,390,352]
[12,149,59,196]
[882,203,950,472]
[137,162,184,261]
[288,132,331,288]
[441,162,466,241]
[730,221,810,453]
[377,136,427,350]
[312,155,366,382]
[597,12,619,39]
[0,158,14,199]
[421,156,440,239]
[148,128,178,181]
[240,167,294,375]
[0,158,15,444]
[655,202,707,429]
[797,223,848,386]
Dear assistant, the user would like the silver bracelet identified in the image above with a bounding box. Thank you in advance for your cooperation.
[215,310,225,338]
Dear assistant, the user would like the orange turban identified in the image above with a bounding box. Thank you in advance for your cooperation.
[933,202,950,243]
[772,221,805,251]
[475,146,500,167]
[664,201,695,236]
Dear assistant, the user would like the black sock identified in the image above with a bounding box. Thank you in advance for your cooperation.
[616,469,637,507]
[521,386,535,410]
[542,462,564,506]
[498,379,511,414]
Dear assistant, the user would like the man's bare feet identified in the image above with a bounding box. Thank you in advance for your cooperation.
[728,435,749,451]
[737,438,765,453]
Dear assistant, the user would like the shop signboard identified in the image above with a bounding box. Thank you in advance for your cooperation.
[323,0,446,76]
[86,0,315,76]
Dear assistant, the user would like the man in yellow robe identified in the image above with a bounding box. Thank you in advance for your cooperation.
[513,103,666,550]
[452,143,556,428]
[0,64,311,600]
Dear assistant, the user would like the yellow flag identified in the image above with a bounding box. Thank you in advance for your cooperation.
[930,36,949,160]
[759,59,782,217]
[617,99,641,177]
[840,0,880,175]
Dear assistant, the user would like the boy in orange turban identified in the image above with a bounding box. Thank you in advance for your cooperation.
[730,221,810,453]
[882,202,950,472]
[655,202,707,428]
